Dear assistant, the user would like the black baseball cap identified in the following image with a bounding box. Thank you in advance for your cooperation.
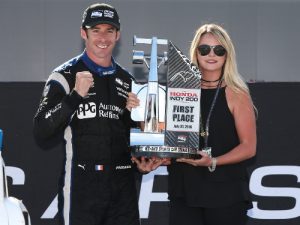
[81,3,120,30]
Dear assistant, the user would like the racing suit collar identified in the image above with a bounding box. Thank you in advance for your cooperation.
[81,51,116,76]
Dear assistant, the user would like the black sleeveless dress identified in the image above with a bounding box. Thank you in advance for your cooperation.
[167,87,252,208]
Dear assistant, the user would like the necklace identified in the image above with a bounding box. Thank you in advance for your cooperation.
[201,83,221,88]
[201,77,222,83]
[200,78,223,148]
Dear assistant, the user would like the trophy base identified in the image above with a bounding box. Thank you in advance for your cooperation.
[131,145,200,159]
[130,129,164,146]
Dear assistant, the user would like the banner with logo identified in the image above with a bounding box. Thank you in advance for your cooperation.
[0,82,300,225]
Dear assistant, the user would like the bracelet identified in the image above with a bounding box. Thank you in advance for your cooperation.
[208,157,217,172]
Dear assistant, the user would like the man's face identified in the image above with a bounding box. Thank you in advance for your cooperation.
[81,23,120,66]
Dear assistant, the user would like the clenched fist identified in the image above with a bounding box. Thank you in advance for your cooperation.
[74,71,94,97]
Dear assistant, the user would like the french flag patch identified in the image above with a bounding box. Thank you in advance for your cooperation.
[95,165,104,171]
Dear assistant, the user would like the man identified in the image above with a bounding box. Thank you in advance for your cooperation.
[33,3,159,225]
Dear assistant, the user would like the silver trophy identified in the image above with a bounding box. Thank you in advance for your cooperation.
[130,36,201,158]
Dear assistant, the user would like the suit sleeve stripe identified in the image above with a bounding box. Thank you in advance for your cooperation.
[47,72,70,94]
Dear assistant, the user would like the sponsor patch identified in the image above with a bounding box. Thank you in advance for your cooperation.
[115,78,129,89]
[91,10,103,18]
[77,102,97,119]
[45,103,62,119]
[104,10,114,18]
[115,165,131,170]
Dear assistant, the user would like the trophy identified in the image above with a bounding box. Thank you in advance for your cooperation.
[130,36,201,158]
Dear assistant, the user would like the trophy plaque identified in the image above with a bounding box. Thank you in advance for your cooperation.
[130,36,201,158]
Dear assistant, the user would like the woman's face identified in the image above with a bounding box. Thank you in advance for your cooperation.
[197,33,226,76]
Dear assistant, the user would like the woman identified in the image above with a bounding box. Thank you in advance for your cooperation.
[168,23,257,225]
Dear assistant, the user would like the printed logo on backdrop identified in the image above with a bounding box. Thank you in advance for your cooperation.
[5,166,300,220]
[248,165,300,219]
[40,165,300,221]
[5,167,25,185]
[5,165,300,222]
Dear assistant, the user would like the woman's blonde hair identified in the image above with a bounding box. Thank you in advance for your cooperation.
[190,23,249,94]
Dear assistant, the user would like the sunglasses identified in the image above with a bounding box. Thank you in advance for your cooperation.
[197,44,226,57]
